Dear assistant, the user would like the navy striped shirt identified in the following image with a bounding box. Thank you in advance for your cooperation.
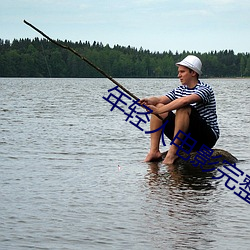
[166,80,220,139]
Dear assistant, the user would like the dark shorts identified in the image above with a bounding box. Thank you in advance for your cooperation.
[163,106,217,151]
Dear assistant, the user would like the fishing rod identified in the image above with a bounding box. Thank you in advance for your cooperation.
[23,20,163,120]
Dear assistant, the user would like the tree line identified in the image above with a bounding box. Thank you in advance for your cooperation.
[0,38,250,78]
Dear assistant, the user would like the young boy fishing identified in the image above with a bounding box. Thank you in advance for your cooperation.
[139,55,219,164]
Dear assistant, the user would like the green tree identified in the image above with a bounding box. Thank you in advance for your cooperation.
[244,56,250,76]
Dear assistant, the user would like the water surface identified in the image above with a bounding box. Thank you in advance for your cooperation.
[1,78,250,249]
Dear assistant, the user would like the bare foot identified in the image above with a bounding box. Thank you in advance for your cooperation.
[144,151,162,162]
[162,152,178,165]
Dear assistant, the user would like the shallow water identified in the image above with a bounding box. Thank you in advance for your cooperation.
[1,78,250,249]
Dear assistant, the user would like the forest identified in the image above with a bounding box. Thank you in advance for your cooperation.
[0,38,250,78]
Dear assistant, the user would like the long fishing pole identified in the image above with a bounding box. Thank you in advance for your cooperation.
[23,20,163,120]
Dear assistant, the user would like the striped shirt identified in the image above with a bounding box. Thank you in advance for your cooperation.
[166,80,220,139]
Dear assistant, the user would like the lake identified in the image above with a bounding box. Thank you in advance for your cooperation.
[1,78,250,249]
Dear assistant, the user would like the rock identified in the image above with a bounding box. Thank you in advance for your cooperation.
[161,148,238,169]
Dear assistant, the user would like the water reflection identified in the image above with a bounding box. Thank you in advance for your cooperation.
[144,162,219,249]
[146,161,217,190]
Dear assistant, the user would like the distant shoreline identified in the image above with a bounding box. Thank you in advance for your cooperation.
[1,38,250,78]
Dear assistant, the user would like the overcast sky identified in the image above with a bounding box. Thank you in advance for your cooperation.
[1,0,250,53]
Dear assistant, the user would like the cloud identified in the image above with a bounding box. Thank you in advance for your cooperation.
[195,0,250,11]
[206,0,237,4]
[1,0,250,53]
[79,3,89,10]
[134,0,168,5]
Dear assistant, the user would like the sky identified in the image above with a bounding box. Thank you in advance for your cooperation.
[1,0,250,53]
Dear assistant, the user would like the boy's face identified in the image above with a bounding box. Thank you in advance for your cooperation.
[177,65,197,85]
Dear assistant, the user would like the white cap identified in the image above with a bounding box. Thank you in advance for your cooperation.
[176,55,202,75]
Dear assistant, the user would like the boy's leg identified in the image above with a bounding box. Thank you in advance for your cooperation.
[144,104,169,162]
[163,106,191,164]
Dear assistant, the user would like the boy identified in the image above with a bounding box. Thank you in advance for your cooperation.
[140,55,219,164]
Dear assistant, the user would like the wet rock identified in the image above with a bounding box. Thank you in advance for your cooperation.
[161,148,238,168]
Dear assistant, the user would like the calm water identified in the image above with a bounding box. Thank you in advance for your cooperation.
[1,78,250,250]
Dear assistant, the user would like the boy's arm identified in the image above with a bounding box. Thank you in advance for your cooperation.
[148,94,201,114]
